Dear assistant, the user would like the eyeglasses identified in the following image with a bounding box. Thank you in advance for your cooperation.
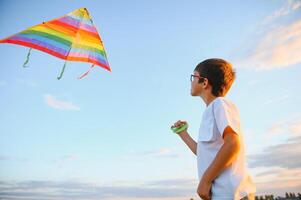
[190,74,206,82]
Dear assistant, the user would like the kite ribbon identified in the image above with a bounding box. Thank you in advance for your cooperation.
[77,64,95,79]
[57,61,67,80]
[23,48,32,68]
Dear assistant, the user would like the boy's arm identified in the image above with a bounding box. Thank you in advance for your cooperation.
[178,130,197,156]
[201,125,241,183]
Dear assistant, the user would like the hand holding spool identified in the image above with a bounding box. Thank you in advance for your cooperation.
[171,121,188,134]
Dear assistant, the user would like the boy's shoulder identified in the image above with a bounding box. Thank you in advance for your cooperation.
[213,96,238,111]
[213,96,231,105]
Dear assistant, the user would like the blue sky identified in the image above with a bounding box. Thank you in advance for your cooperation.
[0,0,301,199]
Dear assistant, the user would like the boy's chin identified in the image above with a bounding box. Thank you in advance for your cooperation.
[190,91,198,96]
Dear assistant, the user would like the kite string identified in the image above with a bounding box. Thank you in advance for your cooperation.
[77,64,95,79]
[23,48,32,68]
[57,60,67,80]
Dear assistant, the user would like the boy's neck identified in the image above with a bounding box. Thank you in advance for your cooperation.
[201,94,220,107]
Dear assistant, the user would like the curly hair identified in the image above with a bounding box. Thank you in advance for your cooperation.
[194,58,236,97]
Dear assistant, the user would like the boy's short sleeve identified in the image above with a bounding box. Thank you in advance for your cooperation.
[213,99,240,137]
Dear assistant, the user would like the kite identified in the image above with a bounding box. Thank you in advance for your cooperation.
[0,8,111,79]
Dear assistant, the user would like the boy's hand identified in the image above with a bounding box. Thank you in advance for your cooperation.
[197,177,212,200]
[171,120,188,134]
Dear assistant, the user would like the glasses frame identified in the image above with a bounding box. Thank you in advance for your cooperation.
[190,74,206,82]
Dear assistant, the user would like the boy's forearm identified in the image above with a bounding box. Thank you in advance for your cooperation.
[178,131,197,155]
[202,136,240,183]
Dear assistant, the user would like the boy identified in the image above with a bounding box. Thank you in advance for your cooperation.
[172,58,256,200]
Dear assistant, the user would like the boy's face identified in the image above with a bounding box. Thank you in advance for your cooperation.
[190,70,211,97]
[190,71,203,96]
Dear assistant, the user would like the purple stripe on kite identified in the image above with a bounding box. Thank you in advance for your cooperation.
[80,23,98,34]
[10,34,106,63]
[58,16,80,29]
[9,36,107,65]
[59,16,98,34]
[12,34,70,52]
[68,14,93,26]
[10,35,68,57]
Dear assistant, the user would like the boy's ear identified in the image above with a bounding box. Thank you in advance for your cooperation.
[201,78,210,88]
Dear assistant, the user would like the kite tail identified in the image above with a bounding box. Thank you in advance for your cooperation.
[77,64,95,79]
[57,61,67,80]
[23,48,32,68]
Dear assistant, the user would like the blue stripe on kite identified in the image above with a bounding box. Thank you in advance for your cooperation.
[10,35,108,65]
[10,35,69,56]
[15,33,70,52]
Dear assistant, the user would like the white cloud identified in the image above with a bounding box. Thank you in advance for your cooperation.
[235,0,301,70]
[253,166,301,196]
[248,134,301,196]
[44,94,80,111]
[122,148,180,160]
[262,0,301,24]
[289,119,301,134]
[255,20,301,69]
[143,148,179,158]
[247,116,301,195]
[239,19,301,70]
[249,135,301,169]
[0,179,197,200]
[1,177,299,199]
[266,117,301,137]
[123,148,180,159]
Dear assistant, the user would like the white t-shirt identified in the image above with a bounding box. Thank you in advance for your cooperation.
[197,97,256,200]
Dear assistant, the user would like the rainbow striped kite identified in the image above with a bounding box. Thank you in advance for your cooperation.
[0,8,111,79]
